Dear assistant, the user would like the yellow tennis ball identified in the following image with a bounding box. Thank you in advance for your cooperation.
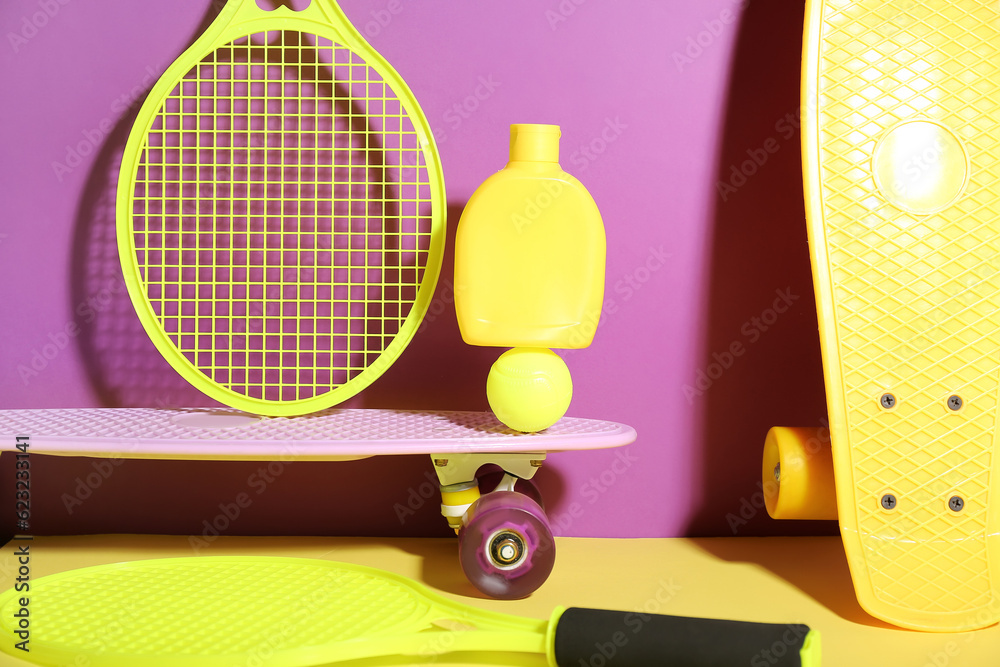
[487,348,573,433]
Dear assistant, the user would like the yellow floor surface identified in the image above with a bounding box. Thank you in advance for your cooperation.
[0,535,997,666]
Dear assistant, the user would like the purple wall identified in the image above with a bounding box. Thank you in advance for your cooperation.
[0,0,834,539]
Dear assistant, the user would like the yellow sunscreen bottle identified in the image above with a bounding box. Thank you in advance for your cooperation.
[455,124,607,348]
[455,124,607,432]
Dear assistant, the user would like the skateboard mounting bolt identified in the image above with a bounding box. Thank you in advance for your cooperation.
[949,496,964,512]
[880,393,896,409]
[948,395,963,411]
[434,459,449,467]
[881,494,897,510]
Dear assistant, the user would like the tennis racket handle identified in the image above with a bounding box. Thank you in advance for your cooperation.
[550,607,820,667]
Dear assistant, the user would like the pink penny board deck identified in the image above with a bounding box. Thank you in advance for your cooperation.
[0,409,636,461]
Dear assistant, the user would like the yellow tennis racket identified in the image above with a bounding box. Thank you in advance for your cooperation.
[0,557,820,666]
[116,0,445,416]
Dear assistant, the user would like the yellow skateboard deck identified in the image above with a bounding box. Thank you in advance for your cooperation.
[768,0,1000,632]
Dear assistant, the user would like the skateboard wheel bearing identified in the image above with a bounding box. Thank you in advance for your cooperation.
[489,531,526,567]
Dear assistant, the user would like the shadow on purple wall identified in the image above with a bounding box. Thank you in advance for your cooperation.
[686,0,837,539]
[68,1,226,409]
[2,0,563,548]
[69,87,221,410]
[36,199,522,539]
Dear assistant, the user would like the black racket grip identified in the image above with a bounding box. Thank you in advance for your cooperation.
[552,607,819,667]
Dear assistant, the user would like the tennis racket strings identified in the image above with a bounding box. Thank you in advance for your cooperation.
[129,28,435,406]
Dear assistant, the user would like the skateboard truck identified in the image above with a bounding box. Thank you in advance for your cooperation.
[432,452,546,531]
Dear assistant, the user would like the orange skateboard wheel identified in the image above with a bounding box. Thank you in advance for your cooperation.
[762,427,837,521]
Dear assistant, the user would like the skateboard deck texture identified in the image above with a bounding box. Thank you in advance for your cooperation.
[803,0,1000,630]
[0,409,635,460]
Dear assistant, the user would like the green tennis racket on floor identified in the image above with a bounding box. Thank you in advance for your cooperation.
[117,0,445,416]
[0,557,819,666]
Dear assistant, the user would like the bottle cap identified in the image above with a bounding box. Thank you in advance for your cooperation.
[509,124,561,163]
